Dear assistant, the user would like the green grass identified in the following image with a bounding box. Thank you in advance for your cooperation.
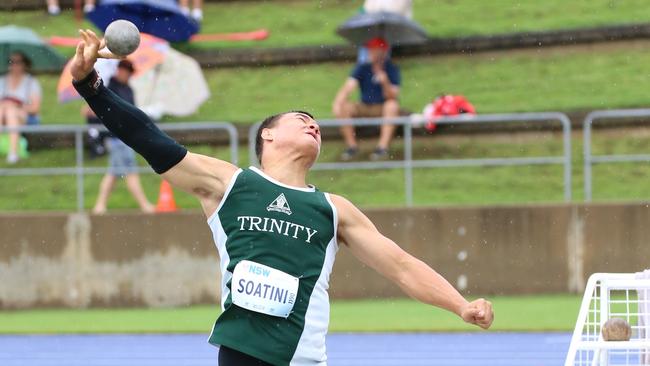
[10,1,650,125]
[0,295,580,334]
[5,129,650,211]
[35,41,650,125]
[5,0,650,51]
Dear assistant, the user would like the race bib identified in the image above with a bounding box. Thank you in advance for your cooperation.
[231,260,299,318]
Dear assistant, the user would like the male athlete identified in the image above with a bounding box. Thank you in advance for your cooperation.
[71,30,493,366]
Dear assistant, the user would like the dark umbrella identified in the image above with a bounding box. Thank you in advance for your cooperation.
[336,11,428,46]
[86,0,199,43]
[0,26,66,73]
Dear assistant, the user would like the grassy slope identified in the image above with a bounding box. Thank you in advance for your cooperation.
[5,0,650,49]
[4,0,650,124]
[38,41,650,125]
[0,295,580,334]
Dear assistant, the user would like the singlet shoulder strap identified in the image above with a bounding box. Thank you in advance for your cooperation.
[207,168,243,225]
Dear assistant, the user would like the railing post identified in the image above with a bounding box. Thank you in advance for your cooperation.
[227,124,238,165]
[583,116,593,202]
[249,122,261,167]
[559,114,572,202]
[74,129,84,212]
[403,118,413,207]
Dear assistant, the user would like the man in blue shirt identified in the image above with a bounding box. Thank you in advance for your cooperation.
[332,37,401,160]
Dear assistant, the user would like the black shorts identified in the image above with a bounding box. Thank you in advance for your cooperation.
[218,346,273,366]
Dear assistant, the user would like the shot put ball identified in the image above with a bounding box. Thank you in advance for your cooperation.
[602,318,632,341]
[104,20,140,56]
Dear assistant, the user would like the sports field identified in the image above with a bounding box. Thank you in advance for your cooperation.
[3,2,649,365]
[0,296,580,334]
[0,297,579,364]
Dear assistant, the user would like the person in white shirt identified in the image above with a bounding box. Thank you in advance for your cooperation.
[0,52,41,164]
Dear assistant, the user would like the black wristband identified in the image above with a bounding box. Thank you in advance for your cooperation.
[72,69,103,98]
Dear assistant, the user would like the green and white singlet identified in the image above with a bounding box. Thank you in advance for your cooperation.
[207,167,338,366]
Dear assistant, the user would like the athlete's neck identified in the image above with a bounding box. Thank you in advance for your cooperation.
[260,159,310,188]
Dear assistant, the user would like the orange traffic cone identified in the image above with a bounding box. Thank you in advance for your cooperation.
[156,180,178,213]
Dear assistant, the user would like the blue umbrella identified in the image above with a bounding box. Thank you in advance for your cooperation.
[86,0,199,43]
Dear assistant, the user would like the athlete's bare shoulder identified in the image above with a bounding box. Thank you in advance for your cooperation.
[162,152,239,216]
[328,193,375,234]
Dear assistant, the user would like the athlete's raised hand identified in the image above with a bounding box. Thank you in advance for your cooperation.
[70,29,120,81]
[460,298,494,329]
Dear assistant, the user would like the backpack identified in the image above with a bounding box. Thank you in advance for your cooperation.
[423,94,476,132]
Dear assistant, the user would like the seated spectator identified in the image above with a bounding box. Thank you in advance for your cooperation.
[333,37,401,161]
[46,0,95,15]
[91,60,155,214]
[179,0,203,22]
[0,52,41,164]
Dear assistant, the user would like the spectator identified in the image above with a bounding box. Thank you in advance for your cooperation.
[332,37,401,161]
[91,60,155,214]
[179,0,203,22]
[46,0,95,15]
[0,52,41,164]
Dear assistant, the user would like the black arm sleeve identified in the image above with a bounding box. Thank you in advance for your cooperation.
[73,70,187,174]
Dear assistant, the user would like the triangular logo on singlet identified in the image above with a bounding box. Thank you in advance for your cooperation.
[267,193,292,215]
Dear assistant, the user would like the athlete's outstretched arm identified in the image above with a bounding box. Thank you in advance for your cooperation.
[70,30,237,216]
[330,194,494,329]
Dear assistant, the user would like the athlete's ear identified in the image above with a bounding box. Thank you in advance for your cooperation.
[261,128,274,142]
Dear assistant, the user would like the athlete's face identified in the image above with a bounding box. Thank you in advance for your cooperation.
[270,112,321,158]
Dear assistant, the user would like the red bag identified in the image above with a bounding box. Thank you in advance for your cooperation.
[425,95,476,132]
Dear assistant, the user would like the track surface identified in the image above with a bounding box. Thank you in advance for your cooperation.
[0,332,571,366]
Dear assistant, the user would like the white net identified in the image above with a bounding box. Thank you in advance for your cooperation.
[566,272,650,366]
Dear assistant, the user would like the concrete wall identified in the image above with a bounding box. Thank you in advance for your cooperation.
[0,212,219,308]
[0,203,649,308]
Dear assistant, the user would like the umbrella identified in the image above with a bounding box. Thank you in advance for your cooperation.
[86,0,199,43]
[57,33,168,103]
[57,33,209,118]
[336,11,428,46]
[0,26,66,73]
[131,47,210,117]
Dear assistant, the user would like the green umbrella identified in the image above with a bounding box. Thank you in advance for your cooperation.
[0,25,66,73]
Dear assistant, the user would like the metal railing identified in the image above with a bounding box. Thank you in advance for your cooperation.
[0,122,238,211]
[583,108,650,202]
[248,113,573,205]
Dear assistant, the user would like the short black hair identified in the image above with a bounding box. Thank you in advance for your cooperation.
[255,110,314,163]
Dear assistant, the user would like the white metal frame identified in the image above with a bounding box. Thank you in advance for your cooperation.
[565,273,650,366]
